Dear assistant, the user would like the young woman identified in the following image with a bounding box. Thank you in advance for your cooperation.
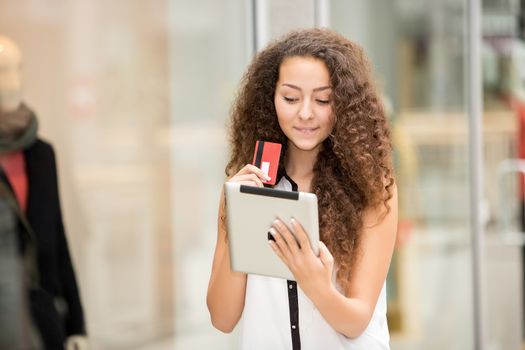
[207,28,397,350]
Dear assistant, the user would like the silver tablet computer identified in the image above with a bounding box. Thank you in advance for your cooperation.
[224,181,319,280]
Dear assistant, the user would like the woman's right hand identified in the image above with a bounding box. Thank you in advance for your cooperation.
[227,164,271,187]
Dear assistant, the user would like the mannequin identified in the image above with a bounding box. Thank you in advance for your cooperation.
[0,35,87,350]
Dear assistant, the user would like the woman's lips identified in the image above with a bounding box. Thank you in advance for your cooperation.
[294,126,319,135]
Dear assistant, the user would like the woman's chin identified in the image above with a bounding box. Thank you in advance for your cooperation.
[290,140,322,152]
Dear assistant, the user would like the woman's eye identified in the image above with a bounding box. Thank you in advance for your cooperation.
[316,99,330,105]
[283,97,299,103]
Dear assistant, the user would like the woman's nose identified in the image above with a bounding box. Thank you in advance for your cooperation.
[298,100,313,120]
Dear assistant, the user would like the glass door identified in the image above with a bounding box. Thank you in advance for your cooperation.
[482,0,524,348]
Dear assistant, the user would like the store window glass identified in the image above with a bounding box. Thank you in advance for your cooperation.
[0,0,249,349]
[169,1,251,349]
[0,1,174,348]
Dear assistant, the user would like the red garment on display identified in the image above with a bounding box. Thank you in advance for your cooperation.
[0,150,28,212]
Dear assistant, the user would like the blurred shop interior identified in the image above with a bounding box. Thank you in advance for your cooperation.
[1,0,525,349]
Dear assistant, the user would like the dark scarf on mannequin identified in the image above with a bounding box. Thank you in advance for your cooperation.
[0,103,38,154]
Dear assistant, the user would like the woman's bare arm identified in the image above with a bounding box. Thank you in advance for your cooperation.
[206,189,247,333]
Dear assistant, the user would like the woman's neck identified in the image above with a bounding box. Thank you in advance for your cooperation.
[285,143,319,189]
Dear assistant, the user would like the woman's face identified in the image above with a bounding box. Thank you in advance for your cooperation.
[274,56,335,154]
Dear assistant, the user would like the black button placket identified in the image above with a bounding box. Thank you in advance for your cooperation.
[287,280,301,349]
[284,174,301,350]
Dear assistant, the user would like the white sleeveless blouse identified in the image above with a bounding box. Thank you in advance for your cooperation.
[237,176,390,350]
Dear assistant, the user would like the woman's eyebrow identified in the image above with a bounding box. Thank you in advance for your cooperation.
[281,83,332,92]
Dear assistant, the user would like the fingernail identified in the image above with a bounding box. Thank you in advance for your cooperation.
[265,175,271,181]
[267,231,276,241]
[290,217,296,224]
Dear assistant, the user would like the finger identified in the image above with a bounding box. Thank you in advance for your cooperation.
[269,227,293,261]
[246,164,272,181]
[234,174,264,187]
[272,219,300,255]
[239,164,271,182]
[232,174,264,187]
[318,241,334,267]
[268,240,288,266]
[268,240,286,263]
[290,217,311,250]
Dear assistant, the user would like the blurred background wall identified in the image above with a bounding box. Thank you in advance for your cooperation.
[0,0,524,349]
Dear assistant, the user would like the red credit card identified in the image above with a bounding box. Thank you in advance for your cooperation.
[252,141,282,186]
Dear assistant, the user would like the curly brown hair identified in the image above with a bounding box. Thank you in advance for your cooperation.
[226,28,394,289]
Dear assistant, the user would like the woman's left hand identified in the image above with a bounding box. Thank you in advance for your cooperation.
[269,218,334,298]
